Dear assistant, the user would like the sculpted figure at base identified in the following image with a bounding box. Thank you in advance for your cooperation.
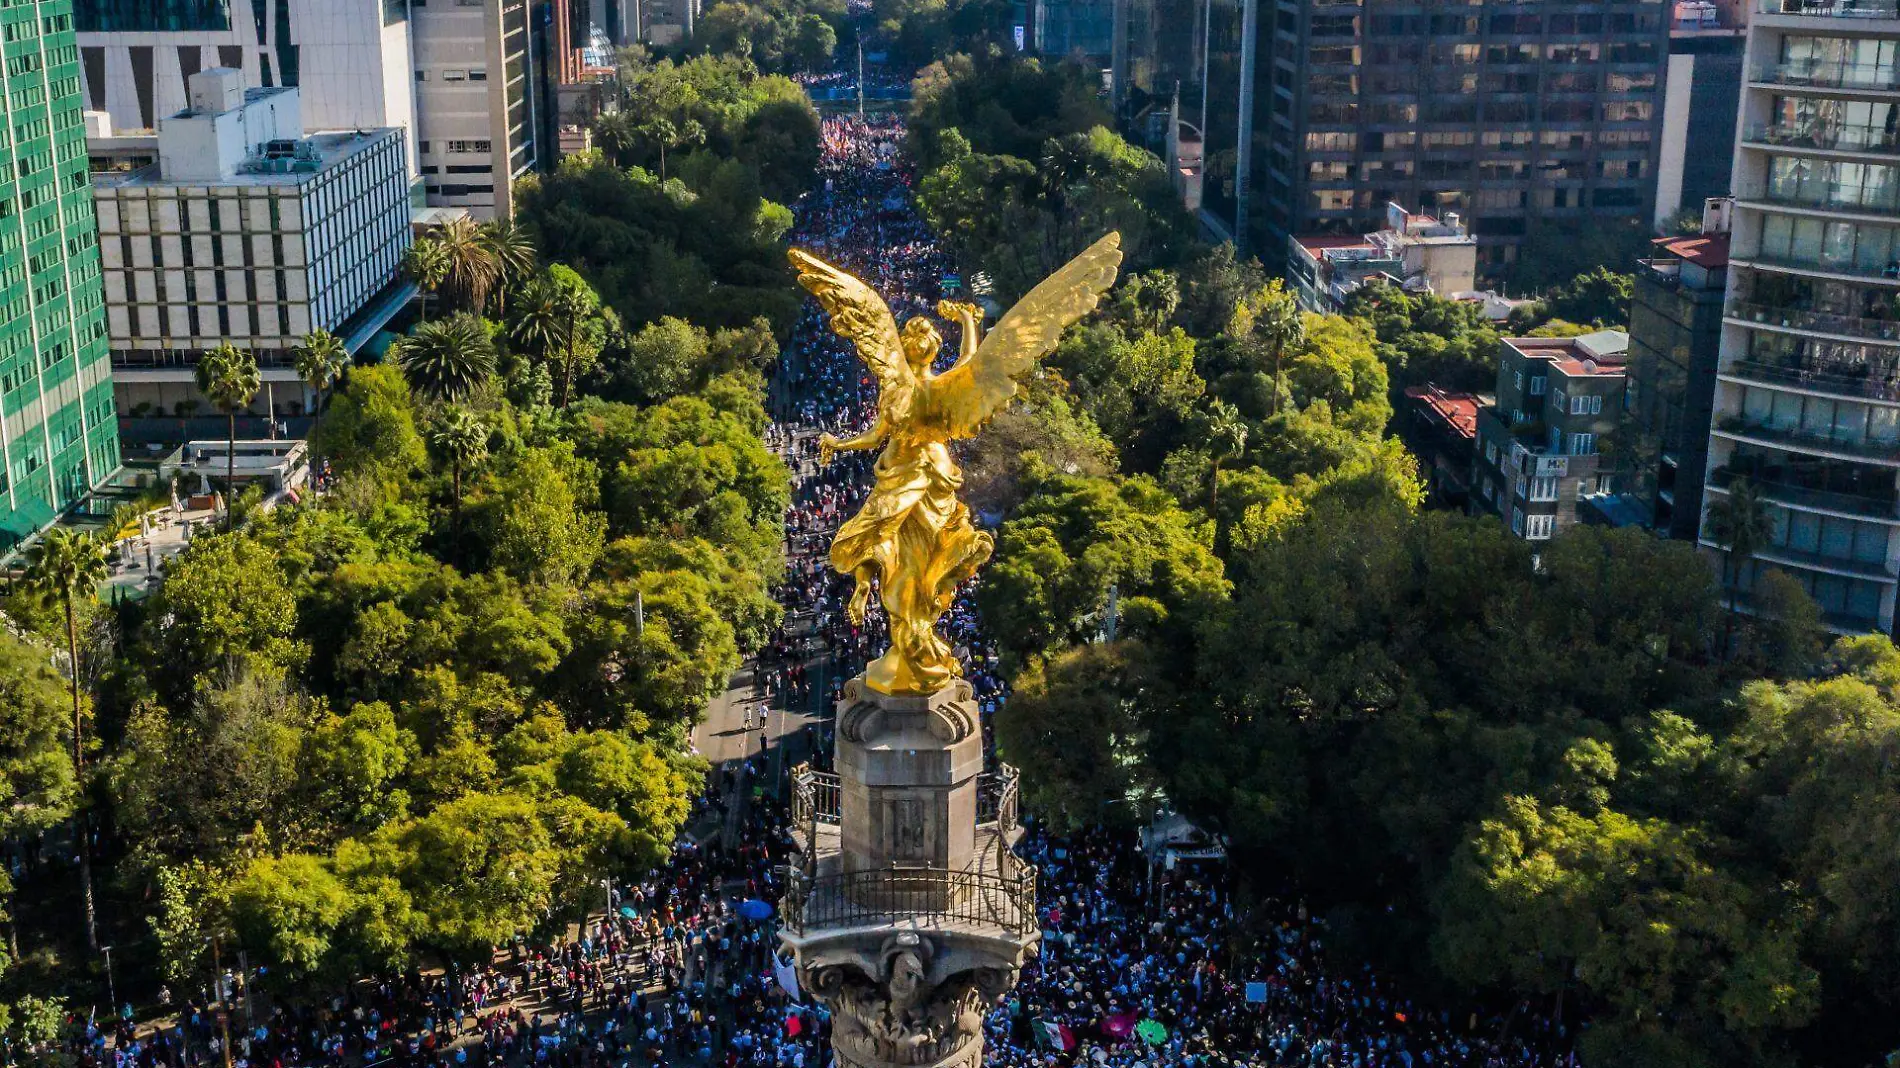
[806,935,1018,1068]
[790,234,1123,695]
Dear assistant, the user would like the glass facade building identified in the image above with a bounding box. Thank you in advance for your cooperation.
[1189,0,1673,272]
[74,0,231,33]
[0,0,120,553]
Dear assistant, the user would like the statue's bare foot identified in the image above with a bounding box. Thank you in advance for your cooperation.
[847,581,870,625]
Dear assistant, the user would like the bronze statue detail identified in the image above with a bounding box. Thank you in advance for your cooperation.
[790,233,1124,695]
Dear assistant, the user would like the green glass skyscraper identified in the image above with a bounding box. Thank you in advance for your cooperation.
[0,0,117,554]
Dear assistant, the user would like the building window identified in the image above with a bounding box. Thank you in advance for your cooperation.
[1515,474,1528,498]
[1529,477,1559,502]
[1514,370,1524,390]
[1526,514,1555,540]
[1551,388,1566,412]
[1570,394,1603,415]
[1569,432,1596,455]
[1511,507,1525,536]
[1484,440,1497,464]
[1529,376,1546,396]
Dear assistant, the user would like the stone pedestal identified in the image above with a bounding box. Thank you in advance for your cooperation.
[781,678,1036,1068]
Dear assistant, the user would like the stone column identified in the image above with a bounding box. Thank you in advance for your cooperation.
[782,678,1037,1068]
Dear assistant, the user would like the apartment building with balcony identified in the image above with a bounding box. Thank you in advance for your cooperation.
[1474,331,1631,542]
[1703,0,1900,633]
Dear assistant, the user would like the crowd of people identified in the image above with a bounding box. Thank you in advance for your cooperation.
[64,108,1585,1068]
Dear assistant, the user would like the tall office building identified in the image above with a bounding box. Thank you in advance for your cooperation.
[0,0,120,553]
[1700,0,1900,634]
[74,0,418,174]
[1178,0,1671,271]
[412,0,538,219]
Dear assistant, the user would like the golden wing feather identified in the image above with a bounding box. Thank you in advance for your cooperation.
[925,232,1123,439]
[789,249,914,404]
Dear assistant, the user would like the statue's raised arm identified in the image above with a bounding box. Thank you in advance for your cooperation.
[923,233,1124,437]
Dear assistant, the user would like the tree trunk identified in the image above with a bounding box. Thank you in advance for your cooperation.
[1269,343,1284,418]
[65,596,98,952]
[308,392,323,493]
[559,337,577,408]
[451,463,462,563]
[226,410,237,525]
[1722,552,1738,659]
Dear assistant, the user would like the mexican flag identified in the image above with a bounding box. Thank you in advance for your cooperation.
[1033,1018,1075,1052]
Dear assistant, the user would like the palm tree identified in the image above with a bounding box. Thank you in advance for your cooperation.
[395,314,499,403]
[25,527,107,951]
[434,217,501,315]
[428,407,488,554]
[293,329,350,485]
[479,220,537,317]
[638,113,705,184]
[1254,287,1305,418]
[195,342,261,521]
[1705,478,1776,655]
[1203,399,1248,547]
[512,273,595,406]
[593,110,638,166]
[402,238,450,322]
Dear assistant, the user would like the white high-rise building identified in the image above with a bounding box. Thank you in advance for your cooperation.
[76,0,418,176]
[1702,0,1900,633]
[88,69,414,424]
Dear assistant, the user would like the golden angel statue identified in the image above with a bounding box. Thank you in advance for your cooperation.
[790,233,1123,695]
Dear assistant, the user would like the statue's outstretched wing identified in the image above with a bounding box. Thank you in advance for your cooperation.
[926,233,1122,439]
[789,249,913,405]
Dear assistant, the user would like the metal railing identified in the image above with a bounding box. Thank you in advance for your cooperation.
[779,863,1039,937]
[1736,246,1900,282]
[1756,182,1900,217]
[1723,357,1900,402]
[1758,0,1900,17]
[790,765,1021,835]
[1755,61,1900,91]
[977,764,1021,832]
[1729,300,1900,343]
[1716,414,1900,461]
[790,765,841,829]
[1708,465,1900,518]
[1744,121,1900,153]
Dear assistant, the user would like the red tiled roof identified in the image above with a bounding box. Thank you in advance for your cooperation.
[1651,232,1729,269]
[1404,384,1481,439]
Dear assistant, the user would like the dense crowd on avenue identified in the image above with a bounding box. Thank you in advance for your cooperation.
[67,115,1581,1068]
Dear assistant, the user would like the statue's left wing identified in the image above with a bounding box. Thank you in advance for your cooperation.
[925,232,1123,439]
[789,248,914,406]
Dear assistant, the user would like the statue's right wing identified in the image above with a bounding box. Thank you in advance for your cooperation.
[790,249,913,405]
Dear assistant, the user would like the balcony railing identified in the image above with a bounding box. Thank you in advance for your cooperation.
[1723,357,1900,402]
[1756,61,1900,92]
[1757,0,1900,17]
[1728,300,1900,342]
[1708,465,1900,518]
[779,864,1039,937]
[1744,121,1900,153]
[1737,247,1900,282]
[1716,414,1900,461]
[1756,184,1900,218]
[790,765,1022,838]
